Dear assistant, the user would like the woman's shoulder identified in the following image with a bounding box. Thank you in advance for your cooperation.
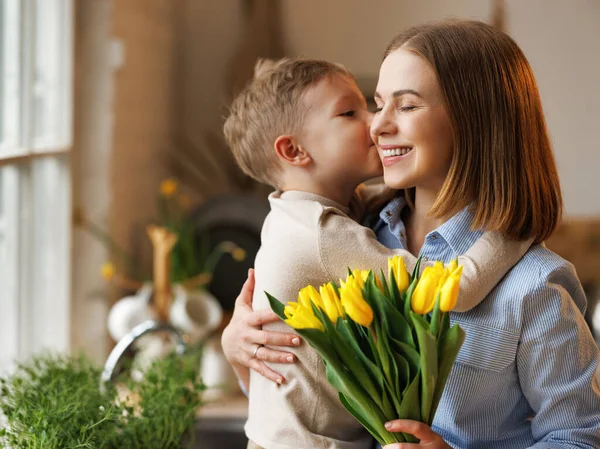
[517,243,578,282]
[510,243,586,312]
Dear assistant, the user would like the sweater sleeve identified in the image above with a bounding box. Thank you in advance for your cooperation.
[453,232,533,312]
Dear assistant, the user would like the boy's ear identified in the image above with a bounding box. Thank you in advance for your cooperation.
[274,135,311,167]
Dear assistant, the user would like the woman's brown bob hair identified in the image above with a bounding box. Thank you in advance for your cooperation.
[385,20,562,243]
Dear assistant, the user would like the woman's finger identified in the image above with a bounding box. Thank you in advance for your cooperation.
[235,268,256,308]
[247,327,301,348]
[246,308,285,326]
[254,346,296,364]
[247,357,285,384]
[384,420,433,441]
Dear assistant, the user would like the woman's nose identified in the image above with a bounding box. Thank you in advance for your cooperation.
[370,107,395,138]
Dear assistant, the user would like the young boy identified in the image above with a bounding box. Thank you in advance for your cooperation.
[223,58,530,449]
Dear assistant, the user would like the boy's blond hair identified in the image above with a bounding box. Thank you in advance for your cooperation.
[223,58,352,187]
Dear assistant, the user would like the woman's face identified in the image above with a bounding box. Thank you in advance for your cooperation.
[371,48,454,194]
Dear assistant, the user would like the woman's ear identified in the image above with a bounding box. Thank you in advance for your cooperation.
[274,135,311,167]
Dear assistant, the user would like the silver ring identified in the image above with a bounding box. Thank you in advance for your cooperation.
[253,344,264,358]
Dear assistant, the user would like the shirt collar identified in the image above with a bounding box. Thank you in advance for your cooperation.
[380,196,483,255]
[433,206,483,255]
[379,195,407,226]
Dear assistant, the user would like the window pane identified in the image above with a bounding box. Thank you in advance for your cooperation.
[0,165,20,370]
[0,166,3,217]
[26,156,70,354]
[0,1,4,144]
[32,0,70,149]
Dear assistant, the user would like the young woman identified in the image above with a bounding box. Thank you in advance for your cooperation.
[222,20,600,448]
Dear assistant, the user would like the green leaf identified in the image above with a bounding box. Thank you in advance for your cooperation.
[339,392,391,445]
[336,320,382,397]
[390,337,420,380]
[410,312,438,426]
[388,271,403,311]
[323,355,392,442]
[431,323,465,421]
[411,254,424,279]
[366,275,415,348]
[379,268,391,299]
[403,276,419,325]
[266,292,287,321]
[396,368,421,443]
[430,294,441,338]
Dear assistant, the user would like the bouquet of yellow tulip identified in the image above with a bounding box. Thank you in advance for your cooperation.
[266,256,465,445]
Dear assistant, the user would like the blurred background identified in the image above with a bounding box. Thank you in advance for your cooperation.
[0,0,599,447]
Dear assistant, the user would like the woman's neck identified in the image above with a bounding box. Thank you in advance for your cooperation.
[403,188,447,256]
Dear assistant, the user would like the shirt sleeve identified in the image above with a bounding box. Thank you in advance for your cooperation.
[518,264,600,448]
[453,232,533,312]
[318,210,418,282]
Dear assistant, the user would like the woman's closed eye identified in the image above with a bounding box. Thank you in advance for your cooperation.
[398,105,417,112]
[339,110,356,117]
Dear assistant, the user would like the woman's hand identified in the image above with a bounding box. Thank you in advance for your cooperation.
[383,420,451,449]
[221,269,301,389]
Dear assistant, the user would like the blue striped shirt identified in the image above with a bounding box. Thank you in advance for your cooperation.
[372,196,600,449]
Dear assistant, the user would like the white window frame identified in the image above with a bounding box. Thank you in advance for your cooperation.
[0,0,73,372]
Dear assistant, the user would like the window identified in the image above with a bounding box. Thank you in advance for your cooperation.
[0,0,72,372]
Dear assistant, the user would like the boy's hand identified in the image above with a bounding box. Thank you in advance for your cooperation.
[221,269,302,386]
[382,420,451,449]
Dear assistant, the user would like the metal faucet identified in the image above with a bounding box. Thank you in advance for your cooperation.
[100,319,186,393]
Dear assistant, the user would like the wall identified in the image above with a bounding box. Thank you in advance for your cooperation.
[72,0,115,363]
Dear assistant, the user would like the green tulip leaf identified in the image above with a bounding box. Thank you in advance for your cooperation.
[410,312,438,426]
[431,323,465,420]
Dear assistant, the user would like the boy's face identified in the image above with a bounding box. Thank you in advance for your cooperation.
[298,74,383,190]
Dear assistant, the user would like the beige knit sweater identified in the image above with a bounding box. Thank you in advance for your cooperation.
[245,189,531,449]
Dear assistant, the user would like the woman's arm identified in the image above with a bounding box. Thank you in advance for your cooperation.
[519,264,600,448]
[220,269,302,391]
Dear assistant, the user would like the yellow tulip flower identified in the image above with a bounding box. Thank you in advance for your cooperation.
[298,285,324,311]
[411,266,442,314]
[446,259,458,274]
[319,282,344,322]
[284,300,324,331]
[339,274,373,327]
[388,255,409,293]
[439,265,464,312]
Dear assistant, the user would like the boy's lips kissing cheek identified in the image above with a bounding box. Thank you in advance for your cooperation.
[379,145,414,167]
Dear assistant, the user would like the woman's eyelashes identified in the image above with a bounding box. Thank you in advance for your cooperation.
[372,104,417,113]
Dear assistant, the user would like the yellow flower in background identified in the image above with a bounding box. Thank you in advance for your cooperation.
[284,299,324,331]
[319,282,344,322]
[339,273,373,327]
[439,265,463,312]
[388,255,409,293]
[411,265,441,314]
[160,178,178,197]
[101,263,116,281]
[232,248,246,262]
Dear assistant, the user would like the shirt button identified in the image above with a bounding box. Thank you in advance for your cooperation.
[422,256,429,262]
[386,211,392,217]
[430,234,438,240]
